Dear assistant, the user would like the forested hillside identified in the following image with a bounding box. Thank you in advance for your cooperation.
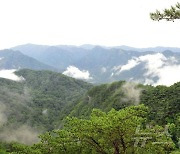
[1,0,180,153]
[0,70,179,153]
[0,69,92,146]
[69,81,180,149]
[70,81,180,123]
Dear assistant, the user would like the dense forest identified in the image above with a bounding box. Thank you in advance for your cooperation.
[0,0,180,153]
[0,69,92,145]
[0,69,179,153]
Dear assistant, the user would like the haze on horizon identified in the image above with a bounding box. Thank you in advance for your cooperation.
[0,0,179,50]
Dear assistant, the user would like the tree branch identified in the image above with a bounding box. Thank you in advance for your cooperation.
[150,2,180,21]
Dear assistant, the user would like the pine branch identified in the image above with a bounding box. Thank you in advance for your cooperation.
[150,2,180,21]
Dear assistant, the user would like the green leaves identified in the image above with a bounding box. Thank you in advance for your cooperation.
[0,69,92,132]
[7,104,177,153]
[150,2,180,21]
[33,105,174,154]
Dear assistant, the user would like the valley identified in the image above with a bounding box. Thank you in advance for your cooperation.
[0,45,179,153]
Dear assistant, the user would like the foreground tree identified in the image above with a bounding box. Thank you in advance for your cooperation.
[12,105,175,154]
[150,2,180,21]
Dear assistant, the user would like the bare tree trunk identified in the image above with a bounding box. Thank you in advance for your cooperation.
[113,141,120,154]
[120,137,126,153]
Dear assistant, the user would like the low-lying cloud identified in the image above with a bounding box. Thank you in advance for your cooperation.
[101,67,107,73]
[0,87,38,145]
[63,66,92,80]
[0,125,39,145]
[115,53,180,86]
[121,82,142,105]
[0,102,7,127]
[115,58,140,74]
[0,57,4,61]
[0,69,23,81]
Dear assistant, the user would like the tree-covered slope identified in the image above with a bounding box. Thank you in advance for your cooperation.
[141,83,180,124]
[70,81,180,146]
[0,73,179,152]
[0,69,92,133]
[70,81,142,117]
[11,105,176,154]
[70,81,180,121]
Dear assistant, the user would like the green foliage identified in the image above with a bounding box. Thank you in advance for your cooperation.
[70,81,180,149]
[0,69,180,153]
[141,83,180,124]
[0,69,92,132]
[141,83,180,147]
[150,2,180,21]
[171,150,180,154]
[10,143,41,154]
[16,69,92,130]
[70,81,138,117]
[65,105,149,154]
[10,105,176,154]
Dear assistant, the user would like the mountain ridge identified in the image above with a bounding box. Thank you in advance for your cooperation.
[9,44,180,85]
[0,49,56,71]
[0,69,92,133]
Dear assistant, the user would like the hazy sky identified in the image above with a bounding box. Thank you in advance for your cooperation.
[0,0,179,49]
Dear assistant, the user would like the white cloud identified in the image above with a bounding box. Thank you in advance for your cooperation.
[63,66,92,80]
[101,67,107,73]
[139,53,166,77]
[0,102,7,127]
[139,54,180,86]
[144,78,155,85]
[0,57,4,61]
[116,53,180,86]
[42,109,48,115]
[122,82,142,105]
[112,65,121,72]
[154,65,180,86]
[0,69,24,81]
[116,58,140,74]
[0,125,39,145]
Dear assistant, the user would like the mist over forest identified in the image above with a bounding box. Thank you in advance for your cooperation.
[0,0,180,153]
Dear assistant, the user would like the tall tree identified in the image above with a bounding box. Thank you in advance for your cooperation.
[12,105,175,154]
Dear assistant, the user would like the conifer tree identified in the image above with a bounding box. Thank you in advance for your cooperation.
[150,2,180,21]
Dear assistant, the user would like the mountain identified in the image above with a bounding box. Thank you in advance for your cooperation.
[12,44,180,85]
[0,49,55,71]
[113,45,180,53]
[71,47,180,85]
[80,44,97,50]
[0,77,179,152]
[1,45,179,152]
[0,69,92,139]
[68,81,180,151]
[0,69,179,148]
[70,81,180,121]
[72,46,143,83]
[69,80,180,145]
[12,44,90,71]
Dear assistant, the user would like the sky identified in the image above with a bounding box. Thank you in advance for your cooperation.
[0,0,179,49]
